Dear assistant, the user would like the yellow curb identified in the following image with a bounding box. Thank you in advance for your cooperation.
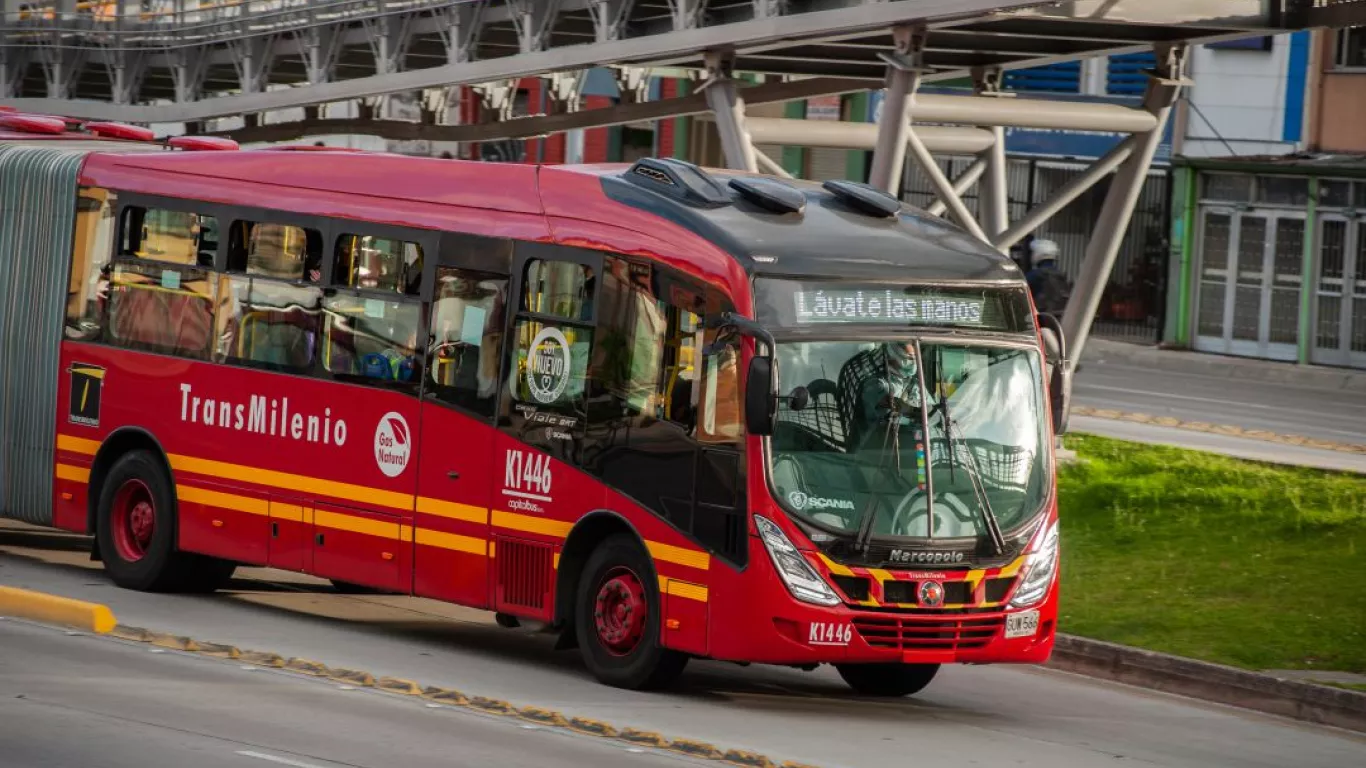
[376,677,422,695]
[149,632,200,652]
[568,717,617,738]
[329,668,376,686]
[518,706,569,727]
[0,586,117,633]
[194,641,241,659]
[421,686,469,706]
[724,749,777,767]
[468,696,515,715]
[669,738,723,759]
[239,650,286,668]
[111,624,152,642]
[620,728,668,747]
[285,657,330,676]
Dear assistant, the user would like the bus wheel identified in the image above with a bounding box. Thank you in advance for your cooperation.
[95,450,233,593]
[836,662,940,697]
[574,533,688,690]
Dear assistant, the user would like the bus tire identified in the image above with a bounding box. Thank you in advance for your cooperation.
[94,450,230,593]
[835,662,940,697]
[574,533,688,690]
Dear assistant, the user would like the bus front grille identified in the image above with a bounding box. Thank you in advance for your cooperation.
[852,614,1004,651]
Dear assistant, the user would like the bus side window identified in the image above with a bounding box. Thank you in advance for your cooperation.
[428,268,508,419]
[106,261,217,360]
[584,256,704,528]
[120,206,216,267]
[66,187,116,341]
[216,220,325,372]
[697,329,742,444]
[323,233,425,385]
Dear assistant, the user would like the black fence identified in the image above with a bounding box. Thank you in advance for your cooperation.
[902,155,1172,345]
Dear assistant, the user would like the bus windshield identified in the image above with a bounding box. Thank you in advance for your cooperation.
[768,339,1049,544]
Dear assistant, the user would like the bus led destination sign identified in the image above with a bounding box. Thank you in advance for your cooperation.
[794,288,986,326]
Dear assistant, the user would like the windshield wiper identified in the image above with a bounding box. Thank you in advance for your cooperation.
[933,348,1006,556]
[853,355,912,557]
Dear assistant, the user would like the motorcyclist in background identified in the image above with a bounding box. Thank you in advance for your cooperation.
[1025,239,1071,319]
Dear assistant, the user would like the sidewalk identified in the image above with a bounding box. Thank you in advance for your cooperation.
[1081,338,1366,394]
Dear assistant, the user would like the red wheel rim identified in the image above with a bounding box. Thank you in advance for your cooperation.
[593,566,648,656]
[110,479,155,563]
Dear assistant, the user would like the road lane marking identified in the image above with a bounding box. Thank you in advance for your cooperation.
[235,750,336,768]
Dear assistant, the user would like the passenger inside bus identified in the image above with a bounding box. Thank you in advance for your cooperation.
[324,234,423,383]
[429,269,507,415]
[220,221,324,371]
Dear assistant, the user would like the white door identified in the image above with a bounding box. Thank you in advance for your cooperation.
[1312,216,1366,369]
[1194,208,1303,362]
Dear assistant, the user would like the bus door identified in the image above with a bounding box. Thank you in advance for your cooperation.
[489,243,605,622]
[412,235,515,608]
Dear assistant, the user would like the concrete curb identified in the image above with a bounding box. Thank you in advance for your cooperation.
[1048,634,1366,734]
[0,585,117,633]
[1083,339,1366,394]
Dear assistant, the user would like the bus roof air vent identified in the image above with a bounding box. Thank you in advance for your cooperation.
[822,179,901,218]
[728,176,805,215]
[167,136,240,151]
[625,157,730,207]
[0,113,67,135]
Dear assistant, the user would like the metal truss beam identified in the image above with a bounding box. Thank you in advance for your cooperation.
[740,117,996,156]
[209,75,873,145]
[0,0,1044,123]
[926,157,987,218]
[1061,43,1189,365]
[974,67,1008,241]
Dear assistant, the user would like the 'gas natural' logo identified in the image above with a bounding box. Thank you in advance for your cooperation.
[374,412,412,478]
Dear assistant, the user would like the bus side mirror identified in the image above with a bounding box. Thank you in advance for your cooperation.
[1037,315,1072,436]
[745,355,777,436]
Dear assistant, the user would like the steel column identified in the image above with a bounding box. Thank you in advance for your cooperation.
[1061,45,1188,365]
[869,25,924,195]
[701,53,757,173]
[982,125,1009,243]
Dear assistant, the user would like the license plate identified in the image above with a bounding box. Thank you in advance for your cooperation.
[1005,610,1039,639]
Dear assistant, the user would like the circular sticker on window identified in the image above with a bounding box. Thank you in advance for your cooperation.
[526,326,572,404]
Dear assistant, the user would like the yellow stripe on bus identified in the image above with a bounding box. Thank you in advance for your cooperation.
[658,576,709,603]
[416,497,488,525]
[647,540,710,571]
[415,528,487,556]
[177,485,269,516]
[56,434,100,456]
[169,453,415,513]
[54,433,715,570]
[491,509,573,539]
[55,463,90,483]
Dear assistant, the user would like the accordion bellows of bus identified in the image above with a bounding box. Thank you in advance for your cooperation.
[1,117,1068,698]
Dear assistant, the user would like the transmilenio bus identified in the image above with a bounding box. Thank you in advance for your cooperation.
[0,113,1070,696]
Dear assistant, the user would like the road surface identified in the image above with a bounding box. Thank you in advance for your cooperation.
[1073,353,1366,446]
[1072,351,1366,472]
[2,527,1363,768]
[0,617,697,768]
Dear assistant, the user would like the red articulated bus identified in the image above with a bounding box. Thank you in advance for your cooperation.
[1,118,1071,696]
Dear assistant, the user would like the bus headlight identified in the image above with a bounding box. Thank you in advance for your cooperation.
[1008,520,1059,609]
[755,515,841,607]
